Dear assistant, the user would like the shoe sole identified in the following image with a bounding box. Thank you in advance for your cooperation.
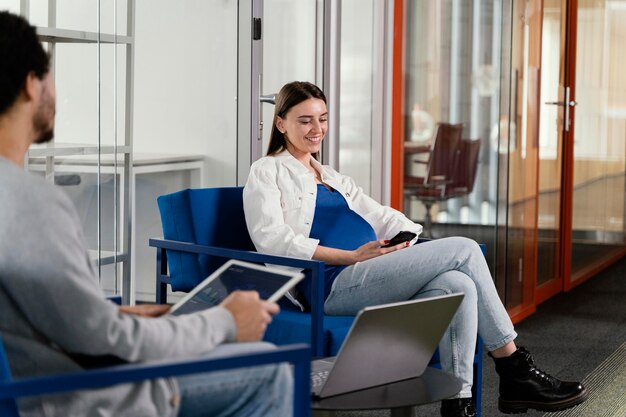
[498,389,589,414]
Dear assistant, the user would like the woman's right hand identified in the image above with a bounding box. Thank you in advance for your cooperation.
[351,239,410,263]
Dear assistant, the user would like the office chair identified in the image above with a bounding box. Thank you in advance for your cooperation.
[150,186,485,415]
[150,187,349,357]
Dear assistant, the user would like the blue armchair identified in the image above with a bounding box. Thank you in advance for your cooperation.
[150,186,484,415]
[0,336,310,417]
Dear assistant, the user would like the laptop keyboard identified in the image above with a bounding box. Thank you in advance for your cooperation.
[311,369,330,391]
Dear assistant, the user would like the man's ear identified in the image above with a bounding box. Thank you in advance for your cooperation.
[22,72,41,102]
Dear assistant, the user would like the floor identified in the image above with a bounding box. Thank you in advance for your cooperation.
[330,254,626,417]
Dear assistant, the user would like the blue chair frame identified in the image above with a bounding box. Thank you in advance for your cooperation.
[0,336,310,417]
[150,186,484,415]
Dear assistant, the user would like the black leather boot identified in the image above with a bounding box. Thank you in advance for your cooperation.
[491,347,588,414]
[440,398,476,417]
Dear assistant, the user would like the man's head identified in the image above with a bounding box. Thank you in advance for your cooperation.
[0,11,54,144]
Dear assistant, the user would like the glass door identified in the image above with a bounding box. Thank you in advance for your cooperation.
[241,0,393,202]
[537,0,626,300]
[566,0,626,288]
[261,0,319,161]
[236,0,321,183]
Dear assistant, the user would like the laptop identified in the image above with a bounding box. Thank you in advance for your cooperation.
[311,293,464,398]
[169,259,304,316]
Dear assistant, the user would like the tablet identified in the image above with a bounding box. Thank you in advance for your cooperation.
[169,259,305,316]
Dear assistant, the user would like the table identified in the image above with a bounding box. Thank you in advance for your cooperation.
[311,367,462,417]
[28,152,204,303]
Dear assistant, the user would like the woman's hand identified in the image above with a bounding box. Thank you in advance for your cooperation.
[314,239,410,266]
[351,239,410,263]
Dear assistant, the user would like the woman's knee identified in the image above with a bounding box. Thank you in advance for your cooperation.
[443,236,482,255]
[437,271,478,297]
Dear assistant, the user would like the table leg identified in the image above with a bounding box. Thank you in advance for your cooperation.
[312,410,336,417]
[391,406,414,417]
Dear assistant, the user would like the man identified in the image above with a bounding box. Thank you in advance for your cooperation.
[0,11,291,417]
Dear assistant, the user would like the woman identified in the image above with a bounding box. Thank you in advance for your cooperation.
[243,81,587,417]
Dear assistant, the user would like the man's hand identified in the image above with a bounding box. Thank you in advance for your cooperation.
[119,304,171,317]
[220,291,279,342]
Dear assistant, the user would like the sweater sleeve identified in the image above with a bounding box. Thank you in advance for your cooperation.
[0,185,236,363]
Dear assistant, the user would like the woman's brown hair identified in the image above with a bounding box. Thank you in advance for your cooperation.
[266,81,327,157]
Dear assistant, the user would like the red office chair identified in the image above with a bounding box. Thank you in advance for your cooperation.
[404,123,464,235]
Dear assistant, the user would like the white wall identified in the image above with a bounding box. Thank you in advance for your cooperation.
[133,0,238,186]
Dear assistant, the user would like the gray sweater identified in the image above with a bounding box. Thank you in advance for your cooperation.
[0,157,237,417]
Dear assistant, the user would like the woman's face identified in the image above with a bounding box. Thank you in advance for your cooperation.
[276,98,328,161]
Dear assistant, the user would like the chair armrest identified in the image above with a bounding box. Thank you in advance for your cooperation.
[149,238,327,356]
[0,343,311,417]
[106,295,122,305]
[149,238,322,270]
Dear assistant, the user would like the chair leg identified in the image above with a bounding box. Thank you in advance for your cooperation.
[423,201,434,238]
[473,336,484,417]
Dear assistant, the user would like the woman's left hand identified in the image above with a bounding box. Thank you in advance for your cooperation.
[314,239,410,266]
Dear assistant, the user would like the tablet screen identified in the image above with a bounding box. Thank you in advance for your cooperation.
[170,261,302,316]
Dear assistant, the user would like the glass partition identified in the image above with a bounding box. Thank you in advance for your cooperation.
[402,1,508,265]
[570,0,626,281]
[5,0,132,299]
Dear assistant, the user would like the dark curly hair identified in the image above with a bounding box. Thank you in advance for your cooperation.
[0,11,50,115]
[266,81,327,157]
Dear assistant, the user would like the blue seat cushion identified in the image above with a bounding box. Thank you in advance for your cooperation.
[264,311,354,356]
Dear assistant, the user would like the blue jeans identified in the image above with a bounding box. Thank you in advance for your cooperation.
[324,237,517,398]
[176,342,293,417]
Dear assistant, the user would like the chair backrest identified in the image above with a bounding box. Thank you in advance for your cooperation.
[157,187,256,292]
[448,139,481,194]
[426,123,463,183]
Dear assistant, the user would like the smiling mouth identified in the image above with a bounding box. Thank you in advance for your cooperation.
[305,136,322,143]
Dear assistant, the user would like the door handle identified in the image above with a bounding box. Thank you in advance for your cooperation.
[545,87,576,131]
[544,100,577,107]
[260,94,276,104]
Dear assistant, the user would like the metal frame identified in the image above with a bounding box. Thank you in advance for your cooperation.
[237,0,264,185]
[321,0,341,168]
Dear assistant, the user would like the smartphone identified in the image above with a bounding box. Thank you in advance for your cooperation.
[382,231,418,248]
